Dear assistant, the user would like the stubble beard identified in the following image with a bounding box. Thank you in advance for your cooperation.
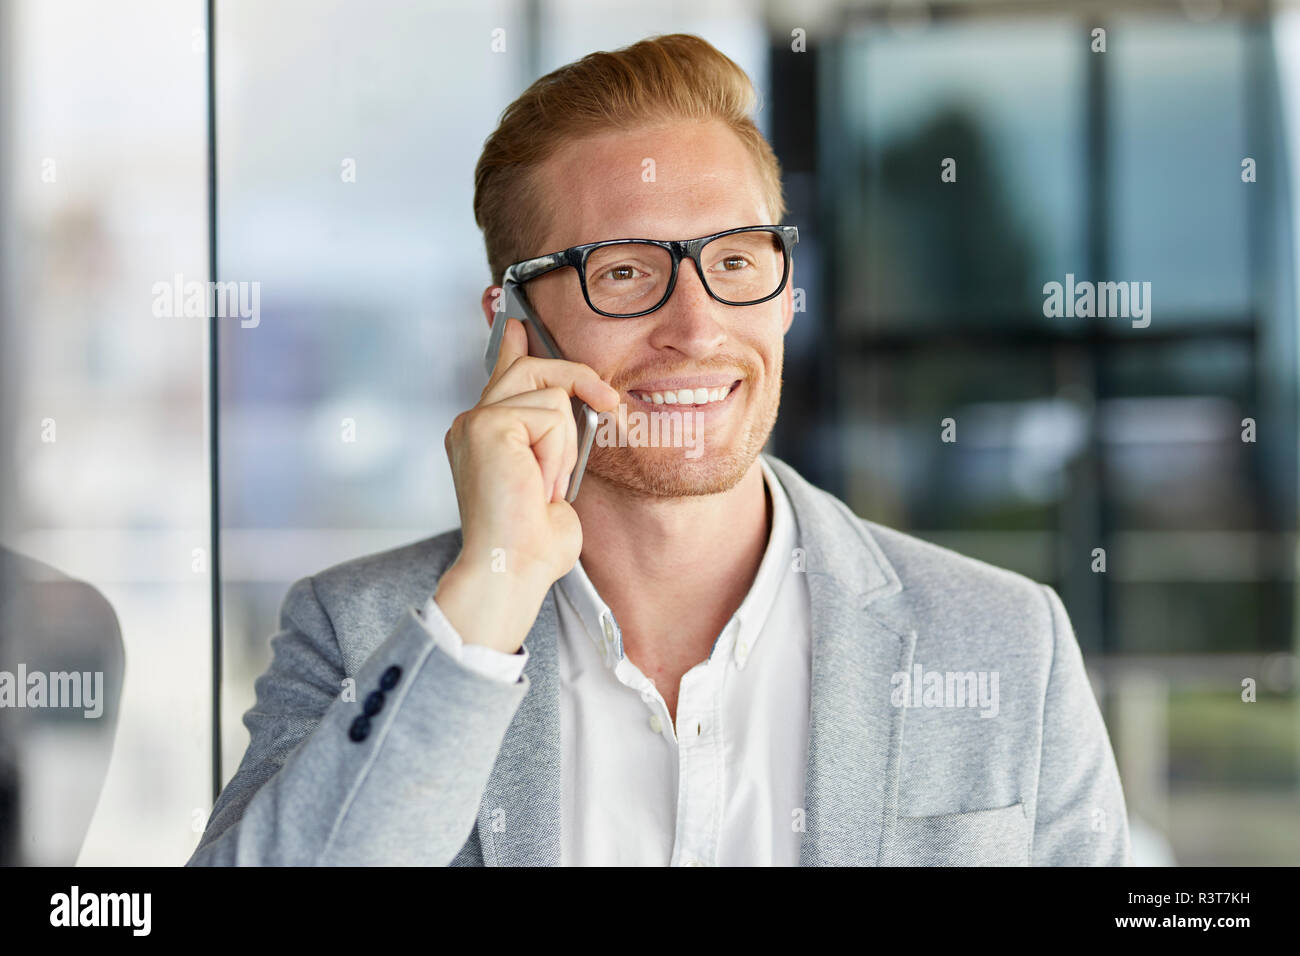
[583,364,783,500]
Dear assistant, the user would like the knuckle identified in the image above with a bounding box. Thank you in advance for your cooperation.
[460,406,493,438]
[510,354,540,376]
[446,412,466,441]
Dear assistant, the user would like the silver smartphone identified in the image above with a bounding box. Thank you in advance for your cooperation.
[482,279,599,503]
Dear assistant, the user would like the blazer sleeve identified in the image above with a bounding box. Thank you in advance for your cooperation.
[1031,584,1133,866]
[186,576,529,866]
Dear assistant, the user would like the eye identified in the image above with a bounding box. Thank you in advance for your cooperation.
[709,252,753,274]
[598,264,642,282]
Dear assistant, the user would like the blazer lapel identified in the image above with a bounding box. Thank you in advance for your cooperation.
[475,589,562,866]
[799,575,915,865]
[763,456,914,867]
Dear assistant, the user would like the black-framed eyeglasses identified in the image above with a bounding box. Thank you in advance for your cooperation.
[502,224,799,319]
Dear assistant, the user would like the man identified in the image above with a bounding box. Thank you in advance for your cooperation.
[188,33,1130,867]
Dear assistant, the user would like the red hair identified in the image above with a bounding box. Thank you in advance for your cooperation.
[473,33,786,285]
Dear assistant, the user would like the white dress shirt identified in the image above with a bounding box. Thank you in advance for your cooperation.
[417,457,811,866]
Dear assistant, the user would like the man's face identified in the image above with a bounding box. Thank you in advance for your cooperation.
[512,117,793,499]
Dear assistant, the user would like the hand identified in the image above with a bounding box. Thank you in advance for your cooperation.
[435,317,619,654]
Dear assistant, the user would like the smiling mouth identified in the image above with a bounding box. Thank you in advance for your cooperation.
[628,380,742,407]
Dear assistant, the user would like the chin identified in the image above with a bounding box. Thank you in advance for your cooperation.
[585,380,783,500]
[586,441,764,499]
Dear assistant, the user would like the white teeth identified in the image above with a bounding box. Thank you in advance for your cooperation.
[634,384,734,406]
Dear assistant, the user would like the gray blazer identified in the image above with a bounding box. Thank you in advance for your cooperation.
[187,454,1131,866]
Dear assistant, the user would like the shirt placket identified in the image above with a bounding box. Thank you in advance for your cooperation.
[595,604,734,868]
[668,621,734,868]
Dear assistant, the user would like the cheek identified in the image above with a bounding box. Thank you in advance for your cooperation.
[750,312,786,375]
[528,282,591,357]
[558,318,640,386]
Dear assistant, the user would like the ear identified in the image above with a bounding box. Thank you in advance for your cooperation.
[480,285,503,329]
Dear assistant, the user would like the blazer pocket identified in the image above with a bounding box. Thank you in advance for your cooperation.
[884,802,1031,866]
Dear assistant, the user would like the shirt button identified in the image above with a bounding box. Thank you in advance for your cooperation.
[734,640,750,666]
[683,858,703,867]
[601,616,615,644]
[649,714,662,734]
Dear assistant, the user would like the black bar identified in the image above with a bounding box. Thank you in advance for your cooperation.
[0,865,1287,940]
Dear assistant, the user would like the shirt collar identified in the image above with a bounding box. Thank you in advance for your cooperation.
[556,456,798,671]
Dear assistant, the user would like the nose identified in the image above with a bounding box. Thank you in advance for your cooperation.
[645,257,727,358]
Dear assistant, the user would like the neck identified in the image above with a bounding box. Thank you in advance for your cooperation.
[572,459,772,658]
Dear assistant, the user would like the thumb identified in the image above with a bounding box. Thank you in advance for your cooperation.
[491,316,529,380]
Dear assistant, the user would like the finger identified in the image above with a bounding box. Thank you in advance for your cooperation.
[482,315,618,411]
[544,497,582,553]
[466,404,574,504]
[485,354,620,413]
[489,385,573,415]
[491,388,578,500]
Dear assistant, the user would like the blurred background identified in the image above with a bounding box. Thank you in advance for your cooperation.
[1,0,1297,865]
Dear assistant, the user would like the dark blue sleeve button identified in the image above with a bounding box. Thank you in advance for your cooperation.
[348,715,371,742]
[363,690,385,717]
[379,665,402,691]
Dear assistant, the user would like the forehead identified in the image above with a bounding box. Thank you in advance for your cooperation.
[532,117,771,251]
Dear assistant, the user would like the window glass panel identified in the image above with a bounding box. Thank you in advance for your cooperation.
[0,0,209,864]
[833,19,1086,331]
